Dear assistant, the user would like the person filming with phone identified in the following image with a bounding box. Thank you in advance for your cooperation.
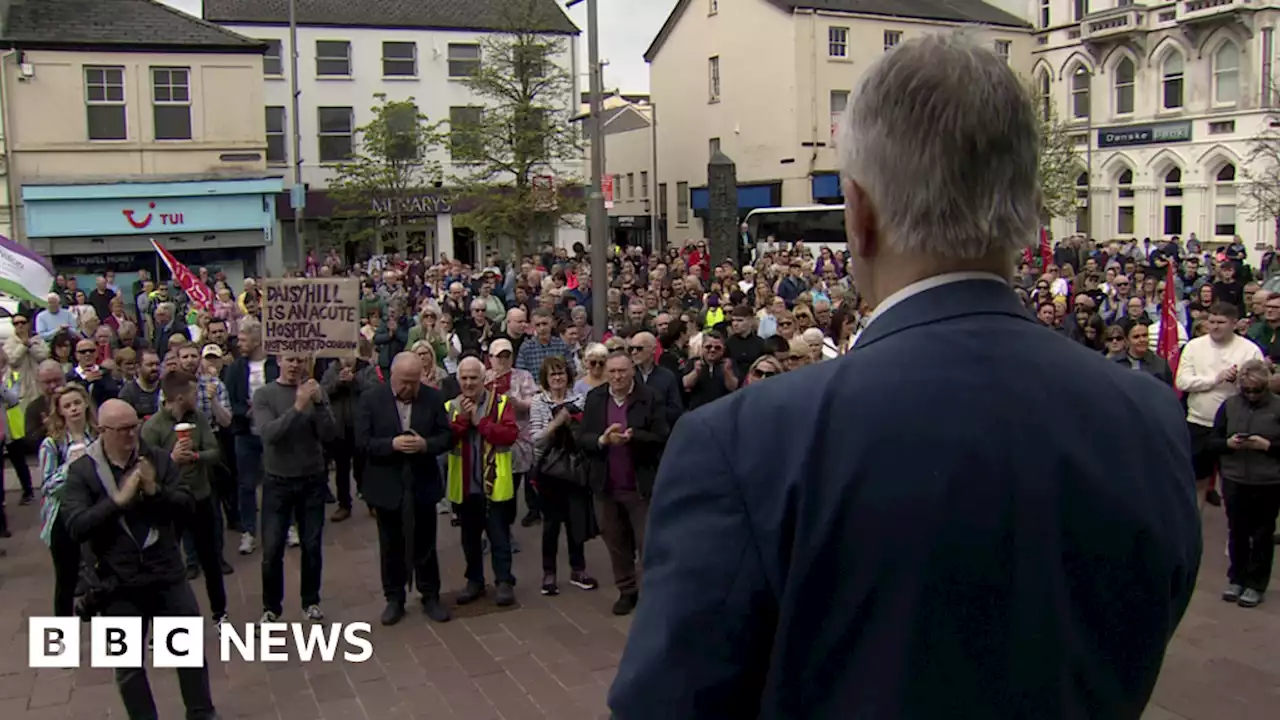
[1209,359,1280,609]
[357,352,453,626]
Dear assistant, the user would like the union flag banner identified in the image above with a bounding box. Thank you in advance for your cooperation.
[150,239,213,310]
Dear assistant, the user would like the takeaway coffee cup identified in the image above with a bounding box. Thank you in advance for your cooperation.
[175,423,195,444]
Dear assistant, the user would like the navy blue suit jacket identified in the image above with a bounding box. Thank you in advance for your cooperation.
[609,278,1201,720]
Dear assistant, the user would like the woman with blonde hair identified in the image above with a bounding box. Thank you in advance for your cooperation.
[746,354,784,385]
[410,340,440,388]
[572,342,610,394]
[38,384,98,616]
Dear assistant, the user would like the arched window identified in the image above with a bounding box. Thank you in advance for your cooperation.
[1162,53,1184,109]
[1214,162,1237,236]
[1071,65,1091,119]
[1162,167,1183,235]
[1075,171,1090,233]
[1114,57,1135,115]
[1037,70,1051,119]
[1116,168,1135,235]
[1214,43,1240,105]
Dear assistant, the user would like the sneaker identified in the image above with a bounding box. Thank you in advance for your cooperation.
[611,592,638,616]
[1223,583,1245,602]
[1238,588,1265,608]
[212,612,229,628]
[19,493,34,506]
[569,571,599,591]
[287,527,300,548]
[303,604,324,621]
[260,610,280,624]
[238,533,257,555]
[520,510,541,528]
[330,507,351,523]
[495,582,516,607]
[1206,488,1222,507]
[541,574,559,596]
[455,581,486,605]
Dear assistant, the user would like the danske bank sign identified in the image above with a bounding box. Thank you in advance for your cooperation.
[29,617,374,668]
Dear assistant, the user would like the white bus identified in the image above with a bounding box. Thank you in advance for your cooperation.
[744,205,845,257]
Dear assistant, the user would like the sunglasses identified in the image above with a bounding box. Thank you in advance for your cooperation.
[779,321,794,327]
[77,348,96,355]
[628,345,647,352]
[12,319,26,326]
[752,369,779,379]
[588,360,604,367]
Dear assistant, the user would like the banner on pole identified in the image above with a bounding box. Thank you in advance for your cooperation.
[262,278,360,357]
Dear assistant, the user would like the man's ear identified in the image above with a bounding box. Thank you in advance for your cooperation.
[842,178,878,260]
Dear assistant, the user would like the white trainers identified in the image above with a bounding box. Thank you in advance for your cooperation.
[238,532,256,555]
[303,604,324,621]
[287,526,300,548]
[260,610,279,624]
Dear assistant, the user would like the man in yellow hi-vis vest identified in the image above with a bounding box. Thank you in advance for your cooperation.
[446,357,521,607]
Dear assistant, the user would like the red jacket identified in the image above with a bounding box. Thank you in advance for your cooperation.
[449,394,519,488]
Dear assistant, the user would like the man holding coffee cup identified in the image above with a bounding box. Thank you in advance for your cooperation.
[142,370,228,625]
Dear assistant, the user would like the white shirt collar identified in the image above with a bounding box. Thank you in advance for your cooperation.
[852,272,1008,345]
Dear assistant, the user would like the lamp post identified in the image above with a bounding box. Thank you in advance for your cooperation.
[1076,66,1093,238]
[567,0,608,341]
[289,0,305,259]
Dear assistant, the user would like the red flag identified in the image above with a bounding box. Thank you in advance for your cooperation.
[1156,261,1181,379]
[1039,227,1053,272]
[150,239,214,310]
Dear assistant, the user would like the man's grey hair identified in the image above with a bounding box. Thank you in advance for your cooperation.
[1239,359,1271,388]
[838,32,1039,259]
[240,318,262,338]
[156,302,175,316]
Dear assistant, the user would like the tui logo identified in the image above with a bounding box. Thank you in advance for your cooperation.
[123,202,156,229]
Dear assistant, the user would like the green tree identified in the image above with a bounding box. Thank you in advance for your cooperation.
[448,0,585,255]
[1037,93,1080,223]
[1242,124,1280,245]
[328,94,446,252]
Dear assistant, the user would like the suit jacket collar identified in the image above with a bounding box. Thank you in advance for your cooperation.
[853,277,1033,350]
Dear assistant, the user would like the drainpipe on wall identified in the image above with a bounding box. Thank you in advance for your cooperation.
[0,49,19,243]
[808,12,819,197]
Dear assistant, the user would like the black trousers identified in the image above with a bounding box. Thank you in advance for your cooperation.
[459,496,515,586]
[1223,479,1280,592]
[49,514,82,617]
[213,428,239,531]
[540,477,592,574]
[104,581,217,720]
[375,500,441,603]
[331,431,366,510]
[7,438,34,497]
[174,495,227,616]
[261,474,326,615]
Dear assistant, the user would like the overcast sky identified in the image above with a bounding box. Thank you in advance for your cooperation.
[159,0,677,92]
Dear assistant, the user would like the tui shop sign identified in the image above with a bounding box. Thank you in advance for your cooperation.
[1097,121,1193,148]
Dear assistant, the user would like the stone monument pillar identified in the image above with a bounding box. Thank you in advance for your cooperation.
[707,150,739,268]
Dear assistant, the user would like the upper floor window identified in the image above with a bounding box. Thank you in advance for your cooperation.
[627,173,635,199]
[84,65,126,140]
[1113,57,1135,115]
[514,45,547,78]
[1036,70,1051,119]
[640,171,649,198]
[884,30,902,52]
[263,39,283,76]
[829,27,849,58]
[1214,43,1240,105]
[316,40,351,76]
[709,0,718,15]
[994,40,1011,64]
[1074,0,1089,21]
[1040,0,1050,27]
[382,42,417,77]
[1162,53,1184,109]
[448,44,481,78]
[830,90,849,140]
[1071,65,1091,119]
[676,181,690,224]
[709,56,721,102]
[266,107,287,164]
[449,106,484,162]
[317,106,354,162]
[152,67,192,140]
[710,137,721,156]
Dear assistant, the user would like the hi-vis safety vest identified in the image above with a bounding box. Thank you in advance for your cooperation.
[703,306,725,330]
[5,370,24,440]
[445,395,514,504]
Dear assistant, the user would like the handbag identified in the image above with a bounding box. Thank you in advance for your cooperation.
[538,425,587,486]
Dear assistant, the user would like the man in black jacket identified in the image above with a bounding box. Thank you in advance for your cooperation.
[629,332,683,427]
[575,350,670,616]
[59,399,217,720]
[223,321,278,555]
[357,352,454,625]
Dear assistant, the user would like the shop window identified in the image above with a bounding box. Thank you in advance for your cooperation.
[263,40,283,77]
[449,106,483,162]
[266,106,287,165]
[317,106,354,162]
[1215,162,1237,236]
[152,67,192,140]
[316,40,351,77]
[448,44,481,78]
[382,42,417,77]
[85,65,127,141]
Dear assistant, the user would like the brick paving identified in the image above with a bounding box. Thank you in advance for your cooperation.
[0,481,1276,719]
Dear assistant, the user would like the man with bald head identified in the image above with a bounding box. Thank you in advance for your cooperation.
[59,399,218,719]
[629,331,683,427]
[358,352,454,625]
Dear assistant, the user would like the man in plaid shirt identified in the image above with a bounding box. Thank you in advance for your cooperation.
[515,308,570,375]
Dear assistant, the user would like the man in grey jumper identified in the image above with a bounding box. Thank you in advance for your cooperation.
[253,353,337,622]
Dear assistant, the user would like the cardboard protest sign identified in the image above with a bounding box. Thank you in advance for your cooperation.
[263,278,360,358]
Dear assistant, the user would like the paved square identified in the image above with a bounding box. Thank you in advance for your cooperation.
[0,488,1274,719]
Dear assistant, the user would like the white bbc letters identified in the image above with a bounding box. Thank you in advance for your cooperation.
[152,617,205,668]
[90,617,143,668]
[28,617,80,668]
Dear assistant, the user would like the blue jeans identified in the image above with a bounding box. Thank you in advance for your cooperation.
[235,434,264,535]
[260,473,327,615]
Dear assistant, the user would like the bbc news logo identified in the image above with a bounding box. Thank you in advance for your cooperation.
[29,617,374,668]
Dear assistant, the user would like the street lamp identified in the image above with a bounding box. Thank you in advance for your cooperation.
[566,0,608,341]
[1075,66,1094,238]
